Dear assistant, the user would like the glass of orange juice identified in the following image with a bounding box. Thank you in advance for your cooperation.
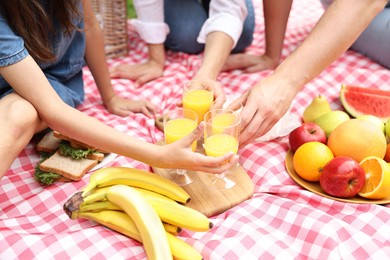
[203,108,241,190]
[164,108,198,186]
[183,80,214,124]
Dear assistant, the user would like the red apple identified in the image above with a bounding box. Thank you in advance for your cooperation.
[320,156,365,198]
[288,122,327,152]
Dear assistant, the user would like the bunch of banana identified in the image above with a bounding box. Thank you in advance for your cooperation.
[64,166,211,260]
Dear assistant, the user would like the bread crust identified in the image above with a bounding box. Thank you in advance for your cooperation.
[36,131,61,153]
[39,152,98,181]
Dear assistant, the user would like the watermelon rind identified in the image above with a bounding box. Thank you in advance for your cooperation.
[340,84,390,123]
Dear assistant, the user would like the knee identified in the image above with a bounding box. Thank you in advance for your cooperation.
[2,98,41,138]
[165,30,205,54]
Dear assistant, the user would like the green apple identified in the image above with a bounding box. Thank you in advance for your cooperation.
[357,115,385,133]
[314,110,350,137]
[386,118,390,139]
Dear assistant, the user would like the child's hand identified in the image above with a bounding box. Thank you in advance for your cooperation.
[104,95,157,118]
[159,122,239,174]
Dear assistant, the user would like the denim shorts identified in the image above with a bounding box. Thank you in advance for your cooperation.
[0,4,86,107]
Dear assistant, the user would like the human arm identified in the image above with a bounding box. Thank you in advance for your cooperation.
[229,0,388,147]
[83,0,157,117]
[192,0,248,108]
[109,0,167,85]
[223,0,293,72]
[0,55,237,173]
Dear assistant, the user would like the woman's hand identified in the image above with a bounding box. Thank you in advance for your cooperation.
[104,95,157,118]
[158,122,239,174]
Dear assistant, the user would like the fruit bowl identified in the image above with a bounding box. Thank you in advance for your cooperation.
[285,150,390,204]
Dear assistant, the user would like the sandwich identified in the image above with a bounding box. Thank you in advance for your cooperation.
[34,130,108,185]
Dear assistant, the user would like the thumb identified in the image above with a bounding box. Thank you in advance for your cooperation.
[181,122,204,147]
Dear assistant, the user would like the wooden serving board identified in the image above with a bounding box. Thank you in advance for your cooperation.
[151,138,254,217]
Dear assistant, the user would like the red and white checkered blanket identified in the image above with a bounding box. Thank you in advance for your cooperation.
[1,0,390,259]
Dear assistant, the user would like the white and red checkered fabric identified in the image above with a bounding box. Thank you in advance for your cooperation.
[1,0,390,259]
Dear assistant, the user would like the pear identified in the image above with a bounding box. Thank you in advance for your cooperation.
[302,95,332,123]
[314,110,350,137]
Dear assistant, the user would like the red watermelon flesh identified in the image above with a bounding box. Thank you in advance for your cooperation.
[340,84,390,122]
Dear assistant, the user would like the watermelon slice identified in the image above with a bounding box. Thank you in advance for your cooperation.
[340,84,390,122]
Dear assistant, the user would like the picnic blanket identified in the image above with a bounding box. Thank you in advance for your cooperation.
[1,0,390,259]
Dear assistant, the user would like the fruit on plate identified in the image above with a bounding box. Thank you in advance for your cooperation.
[302,94,332,123]
[327,119,387,162]
[293,141,334,182]
[356,115,385,133]
[320,156,365,198]
[385,143,390,163]
[288,122,327,152]
[358,156,390,199]
[386,118,390,139]
[313,110,350,137]
[340,84,390,123]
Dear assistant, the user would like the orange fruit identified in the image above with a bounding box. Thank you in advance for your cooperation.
[293,142,334,182]
[384,143,390,163]
[327,119,387,162]
[358,156,390,199]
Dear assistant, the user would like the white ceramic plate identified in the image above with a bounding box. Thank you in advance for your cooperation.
[90,153,118,172]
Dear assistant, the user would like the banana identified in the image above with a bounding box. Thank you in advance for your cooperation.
[77,210,201,259]
[79,200,121,212]
[82,167,190,204]
[82,185,211,232]
[105,185,172,260]
[77,202,181,235]
[139,190,213,232]
[162,223,182,235]
[166,232,202,260]
[78,210,141,241]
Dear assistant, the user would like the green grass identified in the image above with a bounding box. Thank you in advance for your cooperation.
[127,0,136,18]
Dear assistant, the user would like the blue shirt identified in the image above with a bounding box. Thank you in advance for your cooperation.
[0,3,86,107]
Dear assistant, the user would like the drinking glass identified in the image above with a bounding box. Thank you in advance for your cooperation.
[182,80,214,124]
[164,108,198,186]
[203,108,241,190]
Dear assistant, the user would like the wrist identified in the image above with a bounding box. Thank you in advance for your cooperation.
[147,43,165,67]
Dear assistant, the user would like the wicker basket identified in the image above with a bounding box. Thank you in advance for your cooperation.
[90,0,128,58]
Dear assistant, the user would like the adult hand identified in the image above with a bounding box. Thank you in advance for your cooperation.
[227,77,296,147]
[222,53,280,73]
[109,60,164,86]
[160,122,239,174]
[104,95,157,118]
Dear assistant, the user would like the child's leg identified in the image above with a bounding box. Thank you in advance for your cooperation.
[0,93,46,179]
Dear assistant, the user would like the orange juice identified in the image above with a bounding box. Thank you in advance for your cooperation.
[204,134,238,157]
[183,89,213,122]
[164,118,197,151]
[212,113,237,134]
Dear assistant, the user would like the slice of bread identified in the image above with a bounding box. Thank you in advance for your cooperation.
[39,151,98,181]
[86,152,105,162]
[36,131,61,153]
